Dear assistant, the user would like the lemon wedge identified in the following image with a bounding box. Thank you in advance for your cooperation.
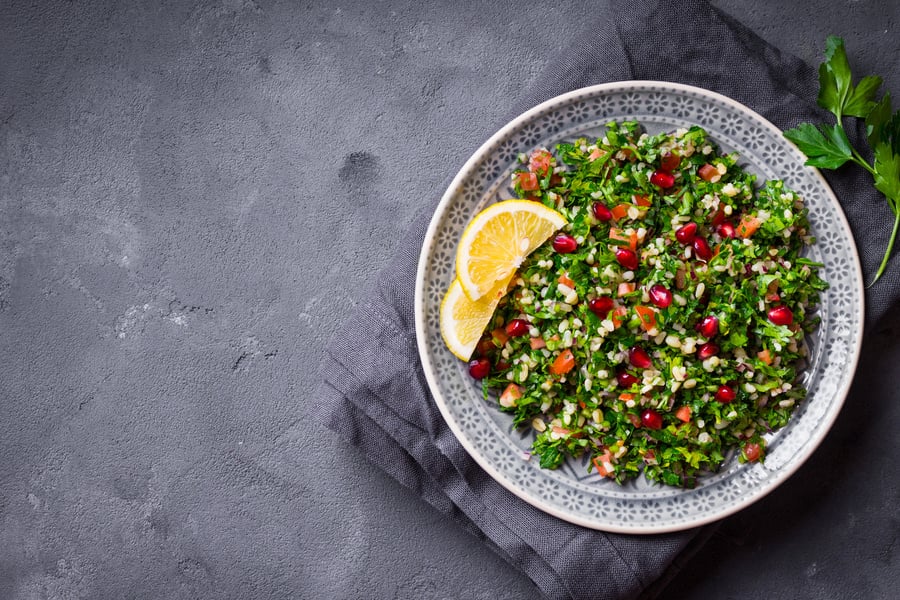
[455,200,566,301]
[440,277,511,361]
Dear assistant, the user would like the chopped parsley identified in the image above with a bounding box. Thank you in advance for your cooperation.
[475,120,827,488]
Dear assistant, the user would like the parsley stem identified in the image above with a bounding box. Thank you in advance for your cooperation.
[872,207,900,284]
[848,147,878,177]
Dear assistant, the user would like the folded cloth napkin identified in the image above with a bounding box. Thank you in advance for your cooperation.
[315,1,899,599]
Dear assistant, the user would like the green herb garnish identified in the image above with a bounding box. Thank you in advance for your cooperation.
[784,36,900,284]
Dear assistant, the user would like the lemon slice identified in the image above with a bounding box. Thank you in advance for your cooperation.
[455,200,567,300]
[440,278,511,360]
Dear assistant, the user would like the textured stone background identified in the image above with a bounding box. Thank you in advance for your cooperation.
[1,1,898,598]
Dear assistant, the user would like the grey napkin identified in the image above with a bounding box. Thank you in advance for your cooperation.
[316,1,898,599]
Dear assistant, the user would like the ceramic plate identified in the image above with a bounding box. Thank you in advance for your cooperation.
[414,81,864,533]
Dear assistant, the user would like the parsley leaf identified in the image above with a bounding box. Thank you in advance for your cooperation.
[784,36,900,284]
[783,122,852,169]
[818,36,883,120]
[874,143,900,202]
[844,75,884,118]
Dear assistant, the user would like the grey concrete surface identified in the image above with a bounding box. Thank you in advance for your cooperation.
[1,1,898,599]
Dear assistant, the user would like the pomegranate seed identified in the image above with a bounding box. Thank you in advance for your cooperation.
[468,358,491,380]
[505,318,530,337]
[615,247,639,270]
[640,408,663,430]
[617,370,638,387]
[768,305,794,326]
[717,221,736,238]
[675,222,697,244]
[650,170,675,188]
[696,315,719,338]
[697,342,719,360]
[588,296,614,317]
[629,345,652,369]
[660,151,680,172]
[552,233,578,254]
[593,202,613,222]
[648,284,672,308]
[692,237,712,261]
[715,384,736,403]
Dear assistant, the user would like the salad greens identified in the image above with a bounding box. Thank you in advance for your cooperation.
[472,121,827,488]
[784,35,900,283]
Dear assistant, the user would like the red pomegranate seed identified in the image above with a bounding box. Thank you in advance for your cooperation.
[696,315,719,338]
[468,358,491,380]
[615,247,639,270]
[505,318,530,337]
[768,305,794,326]
[641,408,663,430]
[675,222,697,244]
[715,384,736,403]
[660,151,680,172]
[717,221,736,238]
[588,296,614,317]
[692,237,712,261]
[617,370,638,387]
[629,345,652,369]
[593,202,613,222]
[650,170,675,188]
[648,284,672,308]
[697,342,719,360]
[552,233,578,254]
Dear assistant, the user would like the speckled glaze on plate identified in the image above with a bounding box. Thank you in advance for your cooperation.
[414,82,864,533]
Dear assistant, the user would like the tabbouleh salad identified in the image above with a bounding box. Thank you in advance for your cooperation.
[467,120,827,488]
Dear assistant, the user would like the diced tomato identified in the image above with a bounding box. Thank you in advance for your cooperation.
[608,227,638,251]
[633,194,652,207]
[588,147,606,161]
[675,406,692,423]
[660,152,681,172]
[611,203,631,220]
[475,337,496,358]
[499,383,522,407]
[549,349,575,375]
[529,337,546,350]
[698,163,719,182]
[737,214,761,238]
[557,272,575,288]
[611,305,628,328]
[491,327,509,347]
[634,305,657,331]
[626,412,642,428]
[592,449,615,477]
[617,282,636,297]
[743,442,762,462]
[618,392,635,402]
[529,149,553,177]
[757,349,773,365]
[516,171,539,191]
[551,425,571,435]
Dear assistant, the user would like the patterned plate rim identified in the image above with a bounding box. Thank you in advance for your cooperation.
[414,81,864,533]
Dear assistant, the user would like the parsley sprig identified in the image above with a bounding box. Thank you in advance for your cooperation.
[784,36,900,284]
